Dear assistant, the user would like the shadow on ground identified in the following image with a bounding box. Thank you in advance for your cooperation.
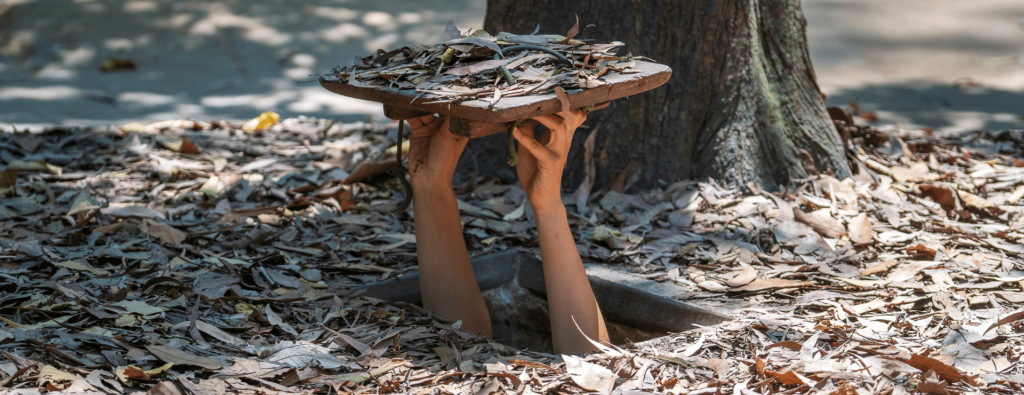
[0,0,485,130]
[825,82,1024,133]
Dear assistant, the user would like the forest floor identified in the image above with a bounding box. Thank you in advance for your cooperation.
[1,111,1024,395]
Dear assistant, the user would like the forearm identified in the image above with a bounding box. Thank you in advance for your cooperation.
[411,183,492,337]
[533,202,608,352]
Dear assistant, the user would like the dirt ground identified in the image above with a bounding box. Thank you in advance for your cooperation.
[1,0,1023,132]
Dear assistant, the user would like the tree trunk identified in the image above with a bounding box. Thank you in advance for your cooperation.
[466,0,850,191]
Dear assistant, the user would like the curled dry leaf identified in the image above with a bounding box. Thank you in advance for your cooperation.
[918,184,960,211]
[905,354,962,384]
[861,259,898,276]
[847,213,874,245]
[562,355,616,393]
[917,370,951,395]
[793,208,844,238]
[343,155,398,184]
[907,244,937,260]
[984,309,1024,334]
[890,162,932,182]
[725,266,757,288]
[957,190,1001,215]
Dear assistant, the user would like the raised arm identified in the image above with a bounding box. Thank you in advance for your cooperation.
[407,115,492,338]
[513,110,608,354]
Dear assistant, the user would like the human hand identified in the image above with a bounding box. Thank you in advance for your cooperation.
[407,115,467,188]
[512,109,587,211]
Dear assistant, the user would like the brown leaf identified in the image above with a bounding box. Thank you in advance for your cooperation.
[890,163,931,182]
[829,384,862,395]
[904,354,962,383]
[765,193,794,222]
[148,381,184,395]
[770,370,805,386]
[919,184,960,211]
[703,358,729,379]
[179,137,202,155]
[861,259,898,276]
[221,206,280,224]
[554,86,572,133]
[725,266,757,288]
[918,370,950,395]
[144,220,186,246]
[958,190,1002,215]
[115,365,151,383]
[343,155,397,184]
[92,222,124,234]
[730,278,811,292]
[766,341,803,352]
[847,213,873,245]
[907,244,937,260]
[145,345,222,370]
[886,260,939,283]
[793,208,844,238]
[0,169,17,196]
[984,309,1024,334]
[38,365,76,388]
[562,14,580,42]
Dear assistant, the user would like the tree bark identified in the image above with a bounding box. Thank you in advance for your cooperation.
[466,0,850,191]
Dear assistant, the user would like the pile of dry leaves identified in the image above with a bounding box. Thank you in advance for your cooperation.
[325,18,644,107]
[1,108,1024,395]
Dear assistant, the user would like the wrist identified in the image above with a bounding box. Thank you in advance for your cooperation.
[530,196,565,215]
[411,179,455,197]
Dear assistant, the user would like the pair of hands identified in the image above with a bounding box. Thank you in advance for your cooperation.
[406,111,587,210]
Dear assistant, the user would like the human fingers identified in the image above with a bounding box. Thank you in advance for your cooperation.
[513,127,551,161]
[569,109,587,129]
[552,110,586,135]
[533,114,572,146]
[409,115,443,137]
[532,114,566,133]
[407,114,436,129]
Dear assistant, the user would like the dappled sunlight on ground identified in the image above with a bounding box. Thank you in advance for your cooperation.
[1,0,1023,134]
[0,0,485,130]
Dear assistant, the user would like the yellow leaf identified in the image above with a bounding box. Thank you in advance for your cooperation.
[115,365,151,384]
[7,160,61,175]
[144,362,174,376]
[242,111,280,133]
[0,315,71,330]
[155,136,183,152]
[38,365,76,388]
[235,302,254,316]
[199,175,222,198]
[115,314,139,327]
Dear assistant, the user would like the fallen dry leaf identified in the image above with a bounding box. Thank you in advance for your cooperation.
[848,212,874,245]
